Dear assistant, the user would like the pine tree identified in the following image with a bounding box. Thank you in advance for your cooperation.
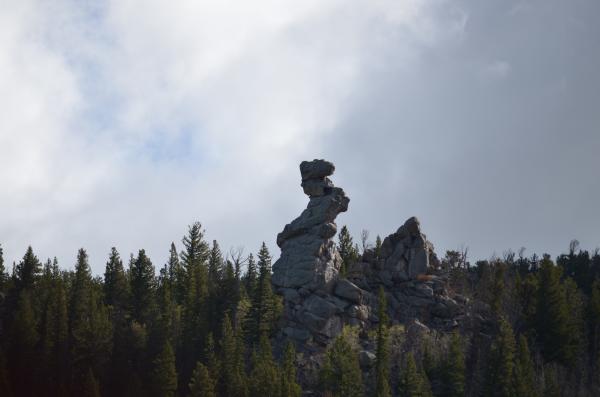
[220,314,247,397]
[104,247,129,310]
[70,251,113,393]
[513,335,538,397]
[82,368,101,397]
[248,334,281,397]
[180,223,210,380]
[152,341,178,397]
[41,275,69,396]
[280,342,302,397]
[535,257,574,365]
[491,262,506,316]
[442,333,465,397]
[375,287,392,397]
[485,317,516,397]
[166,242,185,305]
[71,248,93,324]
[0,244,7,291]
[130,249,156,324]
[399,352,431,397]
[245,253,257,296]
[189,362,216,397]
[180,222,210,277]
[320,331,363,397]
[208,240,224,287]
[246,243,281,343]
[589,279,600,384]
[13,246,41,293]
[338,226,358,275]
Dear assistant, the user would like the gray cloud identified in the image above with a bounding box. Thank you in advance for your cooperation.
[0,0,598,273]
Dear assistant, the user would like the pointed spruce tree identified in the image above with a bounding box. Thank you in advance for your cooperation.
[441,332,465,397]
[103,247,129,310]
[189,362,216,397]
[152,341,178,397]
[130,249,156,325]
[320,331,363,397]
[246,243,281,343]
[513,335,538,397]
[13,246,41,293]
[399,352,432,397]
[375,287,392,397]
[280,341,302,397]
[338,225,358,275]
[535,257,574,365]
[248,334,280,397]
[485,316,516,397]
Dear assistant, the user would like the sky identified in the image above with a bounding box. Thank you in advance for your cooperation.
[1,0,599,275]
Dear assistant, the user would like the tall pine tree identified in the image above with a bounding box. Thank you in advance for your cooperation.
[375,287,392,397]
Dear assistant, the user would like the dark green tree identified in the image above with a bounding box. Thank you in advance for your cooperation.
[189,362,216,397]
[130,249,156,324]
[152,341,178,397]
[104,247,129,310]
[13,246,41,293]
[513,335,538,397]
[535,257,576,365]
[166,242,185,304]
[180,222,210,278]
[320,331,363,397]
[399,352,431,397]
[248,334,280,397]
[441,333,465,397]
[244,253,257,296]
[338,225,358,275]
[280,341,302,397]
[246,243,281,343]
[375,287,391,397]
[485,317,516,397]
[220,314,247,397]
[0,244,7,291]
[589,279,600,384]
[41,273,69,396]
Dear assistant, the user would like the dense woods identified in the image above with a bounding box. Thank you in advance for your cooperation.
[1,223,600,396]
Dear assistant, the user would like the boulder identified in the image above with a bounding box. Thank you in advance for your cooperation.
[334,279,364,304]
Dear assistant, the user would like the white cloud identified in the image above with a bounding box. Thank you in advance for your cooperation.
[0,0,467,272]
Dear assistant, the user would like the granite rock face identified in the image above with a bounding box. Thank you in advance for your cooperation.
[272,160,471,350]
[272,159,349,292]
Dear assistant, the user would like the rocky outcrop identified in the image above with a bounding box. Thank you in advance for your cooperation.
[272,160,468,349]
[272,159,349,292]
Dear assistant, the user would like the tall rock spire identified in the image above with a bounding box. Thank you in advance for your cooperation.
[272,159,349,292]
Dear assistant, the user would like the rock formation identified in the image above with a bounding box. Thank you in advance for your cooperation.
[272,159,348,292]
[272,160,471,348]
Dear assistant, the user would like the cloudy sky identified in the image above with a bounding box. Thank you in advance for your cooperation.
[1,0,598,274]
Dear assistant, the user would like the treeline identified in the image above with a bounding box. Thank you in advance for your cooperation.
[1,221,600,397]
[0,222,291,397]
